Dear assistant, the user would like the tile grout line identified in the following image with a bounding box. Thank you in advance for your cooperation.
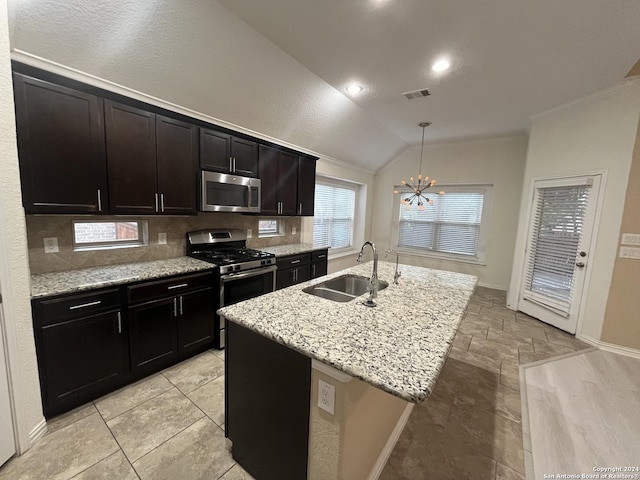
[96,408,141,480]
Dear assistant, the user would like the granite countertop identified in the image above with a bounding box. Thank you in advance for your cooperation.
[261,243,329,257]
[218,261,477,403]
[31,257,216,299]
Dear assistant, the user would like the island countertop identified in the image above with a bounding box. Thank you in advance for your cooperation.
[31,257,215,299]
[217,261,477,403]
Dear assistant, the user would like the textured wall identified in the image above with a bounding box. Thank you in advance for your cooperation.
[601,119,640,349]
[0,0,44,451]
[8,0,406,172]
[27,214,301,274]
[508,79,640,342]
[372,135,528,290]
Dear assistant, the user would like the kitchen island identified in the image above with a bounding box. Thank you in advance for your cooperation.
[218,260,477,480]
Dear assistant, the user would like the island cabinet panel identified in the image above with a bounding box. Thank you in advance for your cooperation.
[32,288,128,418]
[105,100,157,214]
[156,115,198,215]
[200,128,258,177]
[275,253,311,289]
[226,321,310,480]
[297,155,317,216]
[259,145,298,216]
[13,73,108,214]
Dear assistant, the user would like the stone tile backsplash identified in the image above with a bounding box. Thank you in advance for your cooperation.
[26,213,301,274]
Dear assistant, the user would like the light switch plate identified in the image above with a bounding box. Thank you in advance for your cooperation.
[318,379,335,415]
[43,237,59,254]
[158,233,167,245]
[292,227,297,235]
[619,246,640,259]
[621,233,640,246]
[247,229,252,239]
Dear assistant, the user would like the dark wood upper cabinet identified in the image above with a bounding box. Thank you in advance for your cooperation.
[106,102,197,215]
[156,115,198,215]
[297,156,317,216]
[201,128,258,178]
[105,100,157,214]
[13,73,108,214]
[259,146,315,216]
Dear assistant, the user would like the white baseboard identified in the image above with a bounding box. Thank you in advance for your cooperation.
[367,402,415,480]
[28,418,47,447]
[577,334,640,359]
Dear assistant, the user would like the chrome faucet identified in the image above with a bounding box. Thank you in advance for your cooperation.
[385,249,401,284]
[357,241,378,307]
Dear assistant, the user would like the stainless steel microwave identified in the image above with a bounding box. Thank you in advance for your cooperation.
[200,171,261,213]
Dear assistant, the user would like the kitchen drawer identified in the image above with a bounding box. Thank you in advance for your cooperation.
[311,250,328,262]
[127,271,214,304]
[37,288,121,326]
[276,253,311,269]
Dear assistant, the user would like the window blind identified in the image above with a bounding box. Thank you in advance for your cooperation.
[313,182,356,249]
[398,191,484,256]
[524,185,590,310]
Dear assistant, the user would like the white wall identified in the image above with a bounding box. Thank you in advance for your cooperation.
[8,0,406,172]
[372,135,528,289]
[0,0,45,452]
[302,159,375,274]
[508,79,640,342]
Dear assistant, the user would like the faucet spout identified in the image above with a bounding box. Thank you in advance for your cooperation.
[358,241,378,306]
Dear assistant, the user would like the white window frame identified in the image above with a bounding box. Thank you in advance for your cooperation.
[391,184,493,265]
[72,219,149,251]
[258,218,285,238]
[313,176,361,256]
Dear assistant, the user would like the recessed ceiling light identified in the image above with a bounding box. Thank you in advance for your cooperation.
[431,59,451,72]
[346,83,364,95]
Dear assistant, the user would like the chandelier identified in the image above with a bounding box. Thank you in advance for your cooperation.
[394,122,444,210]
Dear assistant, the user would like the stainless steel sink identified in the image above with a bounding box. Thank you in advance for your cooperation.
[303,274,388,302]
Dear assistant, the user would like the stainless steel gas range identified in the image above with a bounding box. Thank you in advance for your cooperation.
[187,229,276,349]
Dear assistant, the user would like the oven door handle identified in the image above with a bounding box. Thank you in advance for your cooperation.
[221,265,277,282]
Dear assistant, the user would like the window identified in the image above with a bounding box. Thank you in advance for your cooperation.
[313,178,358,251]
[393,185,492,263]
[258,219,284,237]
[73,220,148,250]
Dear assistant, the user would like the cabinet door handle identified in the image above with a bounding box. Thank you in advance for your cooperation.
[69,300,101,310]
[229,157,233,172]
[173,298,178,317]
[233,158,236,172]
[155,193,159,212]
[290,259,301,264]
[160,193,165,212]
[97,189,102,212]
[299,203,302,215]
[317,254,326,259]
[312,264,316,277]
[117,311,122,334]
[167,283,188,290]
[179,296,183,315]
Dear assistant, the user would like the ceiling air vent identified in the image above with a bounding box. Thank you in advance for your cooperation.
[402,88,431,100]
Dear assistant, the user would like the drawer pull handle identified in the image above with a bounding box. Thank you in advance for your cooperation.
[290,260,301,264]
[317,255,326,259]
[167,283,188,290]
[69,300,101,310]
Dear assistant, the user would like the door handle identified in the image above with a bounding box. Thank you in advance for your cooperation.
[173,298,178,317]
[117,311,122,334]
[229,157,233,172]
[155,193,159,212]
[179,296,183,315]
[160,193,165,212]
[299,203,302,215]
[233,158,236,172]
[576,262,586,268]
[97,189,102,212]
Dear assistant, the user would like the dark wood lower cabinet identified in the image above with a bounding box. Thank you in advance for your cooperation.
[226,321,311,480]
[33,270,217,418]
[128,298,178,374]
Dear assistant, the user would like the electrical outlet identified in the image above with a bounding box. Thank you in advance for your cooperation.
[292,226,297,235]
[43,237,59,254]
[318,379,335,415]
[158,233,167,245]
[247,229,252,239]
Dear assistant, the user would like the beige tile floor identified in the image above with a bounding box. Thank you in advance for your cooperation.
[0,287,590,480]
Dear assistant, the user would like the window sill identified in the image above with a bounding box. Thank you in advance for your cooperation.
[327,248,359,261]
[396,247,487,266]
[73,243,148,252]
